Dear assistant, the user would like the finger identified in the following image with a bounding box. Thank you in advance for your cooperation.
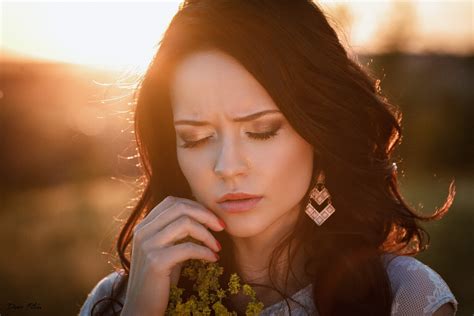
[172,242,219,263]
[152,243,219,276]
[134,196,176,233]
[145,216,222,253]
[137,199,225,241]
[174,198,225,231]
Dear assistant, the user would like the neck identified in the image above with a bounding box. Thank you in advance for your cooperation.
[228,242,310,312]
[228,204,309,291]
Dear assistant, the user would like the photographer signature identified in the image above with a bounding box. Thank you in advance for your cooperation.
[1,302,42,313]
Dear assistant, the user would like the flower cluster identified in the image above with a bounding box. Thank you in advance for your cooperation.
[165,238,264,315]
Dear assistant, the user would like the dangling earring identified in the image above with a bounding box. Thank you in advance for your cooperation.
[304,170,336,226]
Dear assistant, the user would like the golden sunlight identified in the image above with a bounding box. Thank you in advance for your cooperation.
[1,0,473,72]
[1,1,181,72]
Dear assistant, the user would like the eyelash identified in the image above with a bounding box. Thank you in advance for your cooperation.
[180,129,280,149]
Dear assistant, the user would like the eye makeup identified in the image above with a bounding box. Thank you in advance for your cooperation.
[177,120,283,149]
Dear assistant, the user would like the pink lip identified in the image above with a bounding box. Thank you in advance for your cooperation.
[217,192,262,203]
[218,197,263,213]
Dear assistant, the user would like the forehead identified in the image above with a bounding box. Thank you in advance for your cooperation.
[169,50,278,119]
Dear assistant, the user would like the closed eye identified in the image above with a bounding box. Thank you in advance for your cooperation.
[179,129,280,149]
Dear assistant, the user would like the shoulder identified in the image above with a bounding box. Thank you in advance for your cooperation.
[78,270,126,316]
[382,254,458,316]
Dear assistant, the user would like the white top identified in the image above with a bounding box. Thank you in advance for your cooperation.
[79,254,458,315]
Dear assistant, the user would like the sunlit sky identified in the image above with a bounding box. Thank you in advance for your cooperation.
[1,0,473,71]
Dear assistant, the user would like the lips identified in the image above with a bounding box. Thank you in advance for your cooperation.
[217,192,262,203]
[217,197,263,213]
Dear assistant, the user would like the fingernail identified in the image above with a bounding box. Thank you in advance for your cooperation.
[218,218,226,228]
[216,240,222,251]
[214,252,220,260]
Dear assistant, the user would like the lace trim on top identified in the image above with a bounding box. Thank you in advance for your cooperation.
[387,255,459,315]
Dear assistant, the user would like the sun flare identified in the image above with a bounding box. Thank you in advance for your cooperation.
[1,0,472,73]
[2,1,182,72]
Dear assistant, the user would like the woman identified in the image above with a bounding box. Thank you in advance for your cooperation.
[79,0,458,315]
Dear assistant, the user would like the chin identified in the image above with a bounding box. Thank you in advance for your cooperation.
[222,217,268,238]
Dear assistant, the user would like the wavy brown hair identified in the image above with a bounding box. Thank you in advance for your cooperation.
[89,0,456,315]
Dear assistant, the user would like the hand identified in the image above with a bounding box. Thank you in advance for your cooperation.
[121,196,226,316]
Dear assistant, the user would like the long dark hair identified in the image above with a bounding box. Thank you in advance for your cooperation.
[90,0,456,315]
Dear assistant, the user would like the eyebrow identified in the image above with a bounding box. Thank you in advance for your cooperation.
[174,109,282,126]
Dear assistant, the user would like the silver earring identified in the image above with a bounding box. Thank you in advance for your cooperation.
[304,170,336,226]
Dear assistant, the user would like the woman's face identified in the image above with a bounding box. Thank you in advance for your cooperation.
[170,50,314,238]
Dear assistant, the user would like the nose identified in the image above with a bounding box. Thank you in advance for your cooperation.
[213,136,250,179]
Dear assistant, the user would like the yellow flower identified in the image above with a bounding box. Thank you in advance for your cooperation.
[165,254,263,315]
[228,273,241,295]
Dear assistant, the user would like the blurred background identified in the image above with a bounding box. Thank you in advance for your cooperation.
[0,0,472,315]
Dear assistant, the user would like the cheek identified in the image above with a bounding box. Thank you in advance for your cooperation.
[176,150,207,188]
[177,150,218,211]
[263,135,314,202]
